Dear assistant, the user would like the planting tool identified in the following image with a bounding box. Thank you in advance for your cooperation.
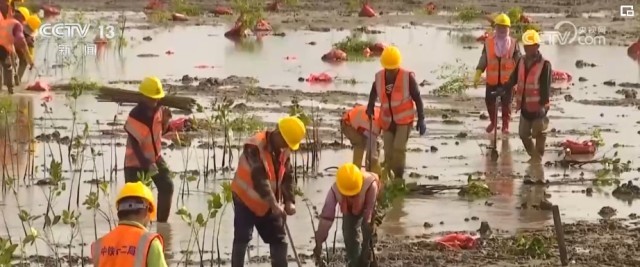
[284,220,303,267]
[486,88,504,161]
[366,118,379,267]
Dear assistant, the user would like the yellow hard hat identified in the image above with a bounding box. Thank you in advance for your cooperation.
[336,163,363,196]
[522,29,541,45]
[139,76,165,99]
[16,7,29,19]
[26,15,41,32]
[277,116,306,151]
[115,182,157,220]
[494,13,511,27]
[380,46,402,70]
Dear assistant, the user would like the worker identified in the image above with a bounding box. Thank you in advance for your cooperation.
[123,77,174,223]
[341,104,382,174]
[12,6,32,85]
[366,46,426,179]
[91,182,168,267]
[0,0,32,93]
[230,116,305,267]
[502,30,552,164]
[473,13,521,134]
[313,163,381,267]
[24,15,38,63]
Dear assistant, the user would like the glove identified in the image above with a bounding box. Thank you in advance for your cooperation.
[473,70,482,88]
[148,163,159,177]
[416,119,426,136]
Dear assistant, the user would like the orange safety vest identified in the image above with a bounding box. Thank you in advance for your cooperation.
[124,108,163,168]
[331,172,381,216]
[515,57,549,113]
[0,16,17,54]
[485,36,517,86]
[90,224,163,267]
[375,69,415,130]
[231,131,291,217]
[342,105,381,136]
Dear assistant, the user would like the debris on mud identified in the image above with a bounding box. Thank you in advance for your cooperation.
[457,177,493,199]
[612,181,640,198]
[575,59,596,68]
[603,80,616,86]
[615,88,637,99]
[598,206,617,218]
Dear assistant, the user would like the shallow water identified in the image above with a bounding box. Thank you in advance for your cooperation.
[2,11,640,265]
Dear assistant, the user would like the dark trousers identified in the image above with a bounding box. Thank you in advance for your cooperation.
[15,50,27,85]
[123,159,174,223]
[231,193,287,267]
[0,47,14,93]
[342,214,374,267]
[485,85,513,126]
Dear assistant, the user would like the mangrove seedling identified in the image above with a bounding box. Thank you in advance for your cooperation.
[213,98,235,170]
[455,5,480,25]
[430,59,472,96]
[457,175,493,199]
[230,0,265,37]
[333,32,376,61]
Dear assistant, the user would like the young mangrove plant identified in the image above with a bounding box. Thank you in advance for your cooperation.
[430,59,472,96]
[213,98,235,171]
[333,32,376,61]
[287,96,322,179]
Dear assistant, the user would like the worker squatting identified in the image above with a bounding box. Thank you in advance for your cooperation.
[84,13,551,267]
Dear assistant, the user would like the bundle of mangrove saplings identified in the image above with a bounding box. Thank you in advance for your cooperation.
[96,86,197,112]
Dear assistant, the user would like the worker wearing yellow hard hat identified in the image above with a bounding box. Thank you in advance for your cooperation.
[474,13,521,135]
[0,1,32,93]
[500,29,552,164]
[124,76,174,223]
[13,7,37,85]
[366,45,425,179]
[230,115,305,266]
[24,14,40,61]
[90,182,168,266]
[313,163,382,266]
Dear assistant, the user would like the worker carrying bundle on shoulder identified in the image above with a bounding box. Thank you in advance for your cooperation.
[313,163,382,267]
[0,0,33,94]
[231,116,306,267]
[502,30,552,164]
[91,182,168,266]
[341,104,382,175]
[473,13,521,134]
[366,46,426,179]
[124,77,174,223]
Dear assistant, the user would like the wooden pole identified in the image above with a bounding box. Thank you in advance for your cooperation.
[552,205,569,266]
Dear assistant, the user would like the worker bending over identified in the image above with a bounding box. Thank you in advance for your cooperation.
[313,163,381,267]
[503,30,551,164]
[0,0,32,93]
[341,104,382,174]
[124,77,174,223]
[231,116,306,267]
[366,46,426,179]
[12,6,32,85]
[474,13,521,134]
[91,182,168,267]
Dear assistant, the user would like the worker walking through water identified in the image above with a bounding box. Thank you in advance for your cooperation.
[124,77,174,223]
[502,30,552,164]
[231,116,306,267]
[366,46,426,179]
[313,163,382,267]
[13,7,36,85]
[0,0,33,94]
[91,182,168,267]
[474,13,521,134]
[341,104,382,174]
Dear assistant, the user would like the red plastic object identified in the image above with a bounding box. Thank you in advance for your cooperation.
[213,6,233,16]
[306,73,333,83]
[628,40,640,61]
[171,13,189,21]
[254,19,272,32]
[425,2,436,14]
[168,117,188,132]
[476,32,489,42]
[368,42,386,55]
[42,5,60,17]
[26,80,51,92]
[359,4,376,17]
[561,140,597,155]
[436,233,478,250]
[322,49,347,62]
[145,0,163,10]
[552,70,572,83]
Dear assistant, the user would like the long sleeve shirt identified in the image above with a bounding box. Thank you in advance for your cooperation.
[125,104,171,169]
[475,39,522,72]
[243,131,295,205]
[314,183,378,243]
[116,221,168,267]
[503,53,552,120]
[366,72,425,128]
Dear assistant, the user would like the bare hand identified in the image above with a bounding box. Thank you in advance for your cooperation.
[284,202,296,215]
[271,203,285,217]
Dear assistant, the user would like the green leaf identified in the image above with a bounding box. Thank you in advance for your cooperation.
[186,175,197,182]
[195,213,206,227]
[212,194,223,210]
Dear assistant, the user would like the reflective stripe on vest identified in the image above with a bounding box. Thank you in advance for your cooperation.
[0,18,17,54]
[485,37,516,86]
[332,172,379,216]
[515,58,547,112]
[374,69,415,130]
[124,109,163,168]
[91,227,161,267]
[342,105,381,136]
[231,131,291,216]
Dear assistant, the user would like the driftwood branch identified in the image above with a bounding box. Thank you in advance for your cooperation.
[406,183,463,195]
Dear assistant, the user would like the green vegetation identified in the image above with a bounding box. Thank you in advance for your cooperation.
[333,32,376,61]
[506,7,541,40]
[430,59,472,96]
[457,175,493,199]
[455,5,481,24]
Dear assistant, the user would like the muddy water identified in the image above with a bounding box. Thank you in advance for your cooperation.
[3,12,640,265]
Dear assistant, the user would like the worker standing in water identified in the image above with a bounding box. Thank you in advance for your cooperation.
[124,77,174,223]
[341,104,382,174]
[0,0,32,93]
[503,30,552,164]
[313,163,381,267]
[474,13,521,134]
[91,182,168,266]
[12,6,33,85]
[366,46,426,179]
[231,116,305,267]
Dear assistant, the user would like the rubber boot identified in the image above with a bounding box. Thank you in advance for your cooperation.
[231,242,249,267]
[269,243,288,267]
[486,101,497,133]
[501,104,511,134]
[156,192,173,223]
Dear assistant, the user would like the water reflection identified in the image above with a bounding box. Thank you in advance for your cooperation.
[484,139,517,227]
[379,198,408,236]
[0,95,34,180]
[519,164,552,228]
